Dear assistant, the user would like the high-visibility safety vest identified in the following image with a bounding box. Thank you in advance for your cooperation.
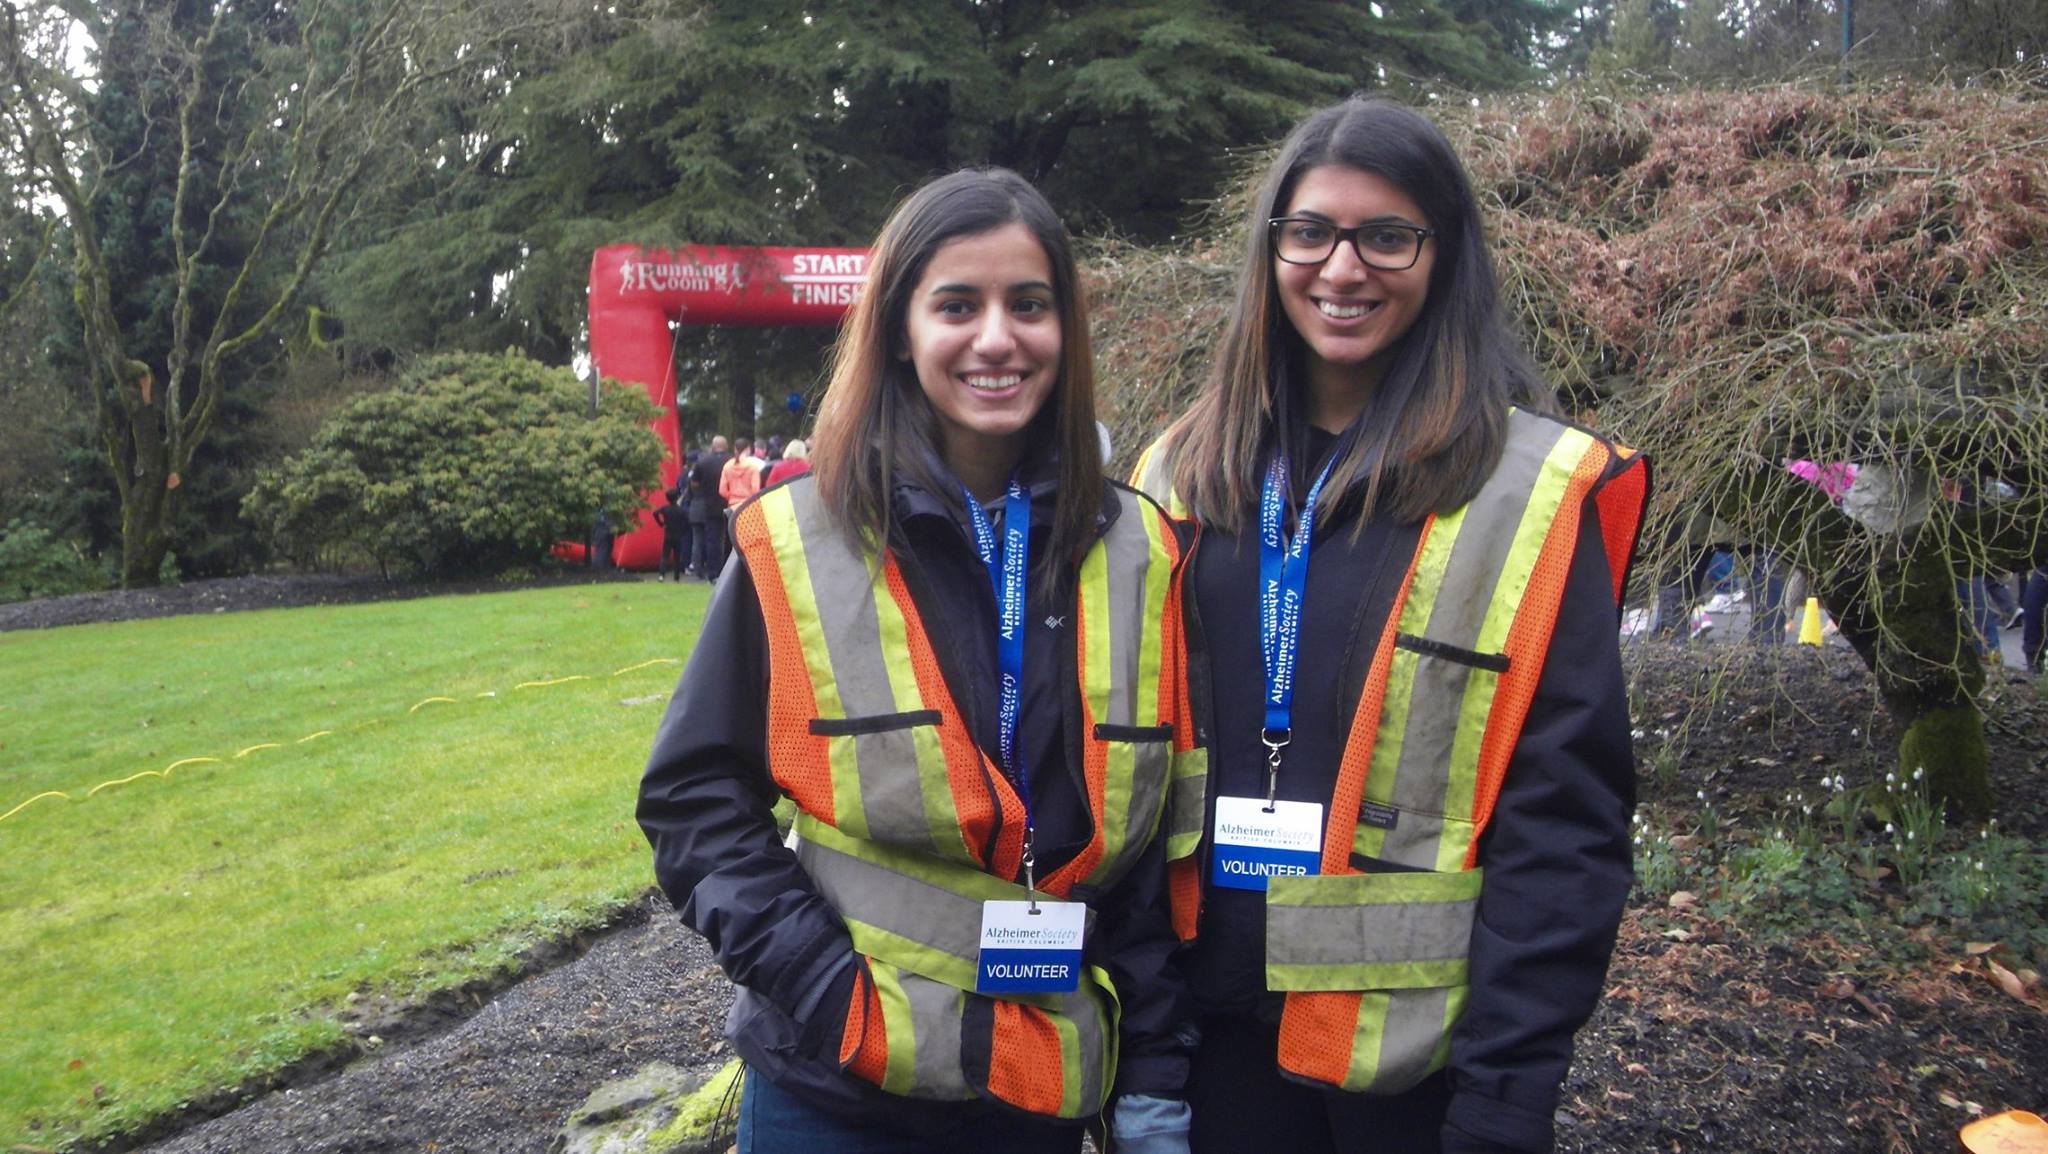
[1133,409,1649,1096]
[730,478,1207,1120]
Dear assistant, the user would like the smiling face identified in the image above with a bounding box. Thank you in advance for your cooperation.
[903,221,1063,492]
[1273,164,1435,420]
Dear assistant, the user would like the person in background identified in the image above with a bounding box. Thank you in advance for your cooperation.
[722,437,763,508]
[640,167,1204,1154]
[690,436,732,580]
[653,487,690,582]
[764,438,811,487]
[2021,562,2047,673]
[720,437,764,569]
[1131,97,1648,1154]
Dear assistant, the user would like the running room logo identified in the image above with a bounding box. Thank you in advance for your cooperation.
[618,258,747,295]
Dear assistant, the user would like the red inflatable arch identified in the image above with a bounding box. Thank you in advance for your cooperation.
[587,243,868,569]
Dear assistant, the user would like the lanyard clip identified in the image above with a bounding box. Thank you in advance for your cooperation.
[1261,728,1290,811]
[1021,828,1040,914]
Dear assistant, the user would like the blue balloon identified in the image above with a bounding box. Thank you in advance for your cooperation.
[785,391,804,414]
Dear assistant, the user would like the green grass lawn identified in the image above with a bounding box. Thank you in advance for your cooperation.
[0,580,710,1148]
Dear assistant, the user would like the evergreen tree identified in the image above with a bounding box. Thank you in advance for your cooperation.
[326,0,1561,367]
[2,0,567,586]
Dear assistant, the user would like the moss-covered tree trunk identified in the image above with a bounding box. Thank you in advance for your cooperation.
[1812,531,1992,821]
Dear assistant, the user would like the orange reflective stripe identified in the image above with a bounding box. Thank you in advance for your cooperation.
[983,1002,1066,1116]
[1276,990,1367,1087]
[1157,510,1191,755]
[733,501,836,824]
[1594,452,1649,607]
[1464,442,1609,867]
[1320,514,1438,874]
[1168,856,1200,942]
[840,965,887,1080]
[878,553,1025,879]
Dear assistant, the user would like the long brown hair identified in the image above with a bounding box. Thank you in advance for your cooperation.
[1164,97,1549,532]
[811,168,1103,585]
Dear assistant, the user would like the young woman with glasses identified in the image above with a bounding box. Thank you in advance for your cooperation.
[640,168,1204,1154]
[1131,98,1650,1154]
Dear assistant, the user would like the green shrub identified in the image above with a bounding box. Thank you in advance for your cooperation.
[0,519,103,604]
[242,351,662,577]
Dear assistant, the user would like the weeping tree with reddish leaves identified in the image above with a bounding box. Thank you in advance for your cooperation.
[1093,79,2048,820]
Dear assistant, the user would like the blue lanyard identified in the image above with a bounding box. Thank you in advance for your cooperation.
[962,477,1039,890]
[1258,452,1336,803]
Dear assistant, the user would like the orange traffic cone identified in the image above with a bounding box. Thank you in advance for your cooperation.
[1797,596,1825,646]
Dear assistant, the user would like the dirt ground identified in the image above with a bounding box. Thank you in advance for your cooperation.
[21,575,2045,1154]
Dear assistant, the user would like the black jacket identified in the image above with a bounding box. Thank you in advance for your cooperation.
[637,466,1193,1132]
[688,452,729,518]
[652,497,689,541]
[1183,423,1638,1154]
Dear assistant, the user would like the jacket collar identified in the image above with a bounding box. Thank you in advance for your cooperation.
[890,439,1120,543]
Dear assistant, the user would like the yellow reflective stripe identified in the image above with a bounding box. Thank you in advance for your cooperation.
[1266,867,1483,905]
[1130,437,1188,518]
[1436,428,1593,868]
[1089,962,1122,1102]
[847,922,975,998]
[762,487,867,836]
[1339,987,1461,1093]
[1355,507,1465,863]
[1268,958,1470,991]
[1129,440,1159,492]
[1078,539,1112,733]
[1135,506,1169,731]
[1265,869,1481,991]
[1165,746,1208,860]
[869,965,922,1096]
[1050,1001,1086,1119]
[870,567,960,853]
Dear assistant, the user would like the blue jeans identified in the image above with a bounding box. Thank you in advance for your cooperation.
[1959,576,2002,657]
[736,1067,1081,1154]
[2022,568,2047,672]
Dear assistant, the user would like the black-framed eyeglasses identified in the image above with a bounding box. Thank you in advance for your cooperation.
[1268,217,1436,271]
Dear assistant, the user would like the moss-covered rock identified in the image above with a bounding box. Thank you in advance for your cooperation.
[552,1057,740,1154]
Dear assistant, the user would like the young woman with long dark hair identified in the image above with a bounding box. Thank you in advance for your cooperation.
[1133,98,1650,1154]
[641,168,1204,1154]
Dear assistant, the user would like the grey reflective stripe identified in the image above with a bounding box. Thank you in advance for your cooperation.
[1374,986,1456,1093]
[800,825,1114,1115]
[1105,490,1165,873]
[1378,412,1565,869]
[791,488,937,852]
[1132,441,1171,506]
[798,830,984,969]
[1067,983,1109,1111]
[1266,895,1477,968]
[901,970,968,1095]
[1103,489,1151,732]
[1165,759,1208,841]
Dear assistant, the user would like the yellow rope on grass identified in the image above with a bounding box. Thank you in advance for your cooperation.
[85,757,223,797]
[1,655,681,826]
[514,675,591,690]
[0,791,75,823]
[610,658,681,677]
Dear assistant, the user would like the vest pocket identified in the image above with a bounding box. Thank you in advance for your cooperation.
[1092,723,1174,821]
[838,955,1117,1118]
[809,710,942,736]
[1393,632,1510,673]
[1264,868,1483,1094]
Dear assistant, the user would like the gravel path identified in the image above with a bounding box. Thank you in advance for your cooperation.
[128,897,735,1154]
